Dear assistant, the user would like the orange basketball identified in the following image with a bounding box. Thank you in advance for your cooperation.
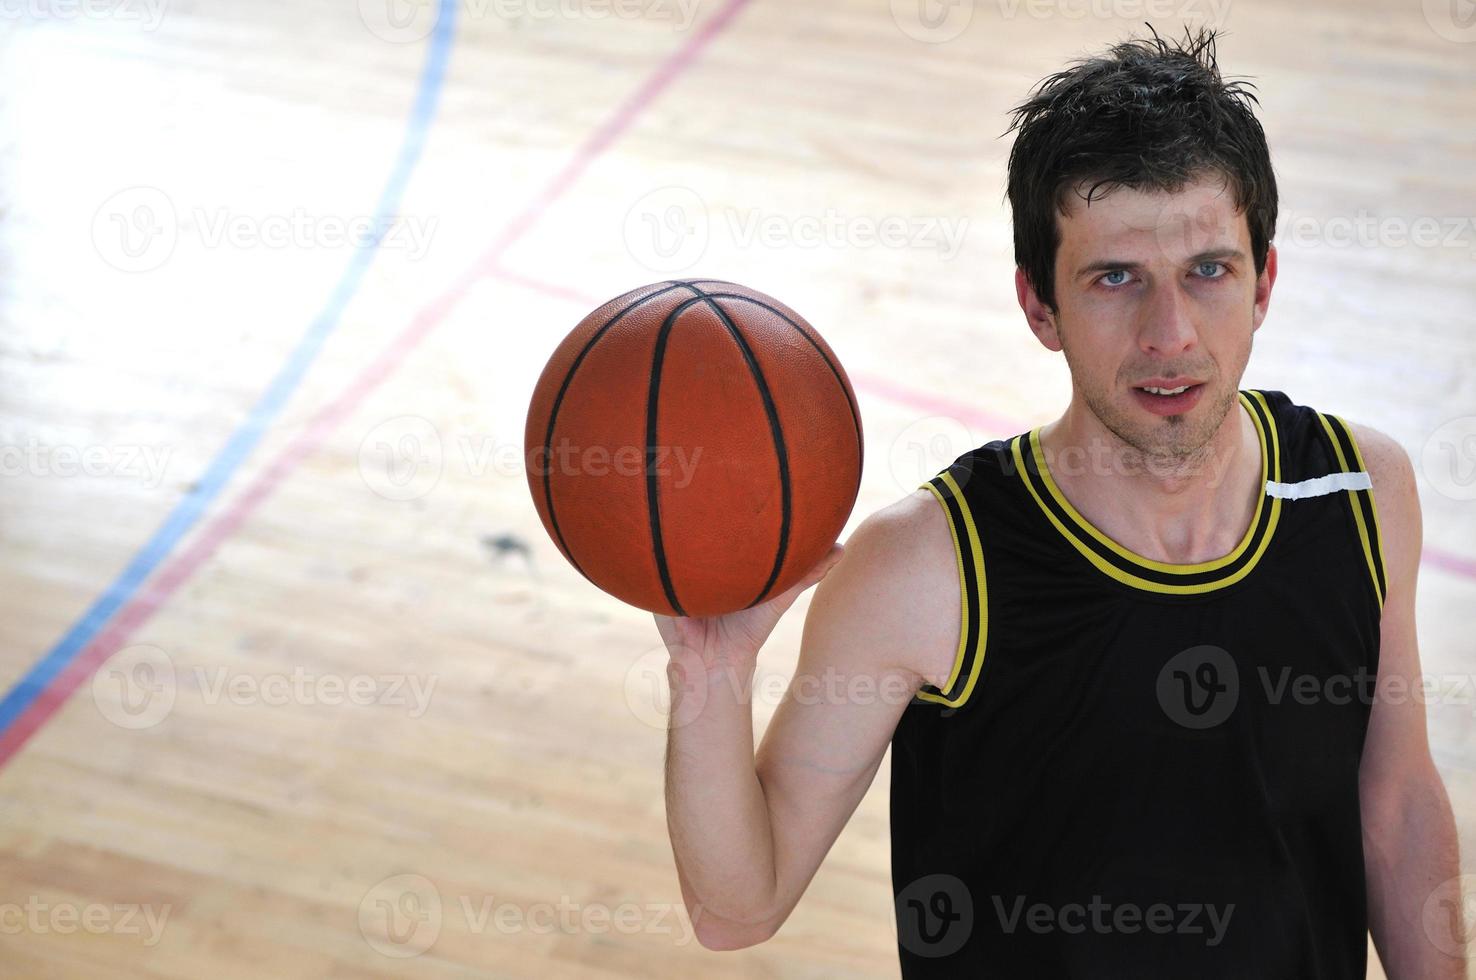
[523,280,863,617]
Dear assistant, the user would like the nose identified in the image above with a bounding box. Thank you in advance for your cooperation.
[1137,281,1199,356]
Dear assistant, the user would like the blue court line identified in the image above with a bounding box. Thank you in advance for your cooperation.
[0,2,458,735]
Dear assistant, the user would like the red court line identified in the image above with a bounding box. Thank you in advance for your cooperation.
[846,369,1025,438]
[1424,548,1476,580]
[0,0,754,769]
[489,267,1476,583]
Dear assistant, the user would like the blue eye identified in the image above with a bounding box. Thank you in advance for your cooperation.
[1194,261,1227,279]
[1100,269,1131,286]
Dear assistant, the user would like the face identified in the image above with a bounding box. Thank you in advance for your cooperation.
[1016,174,1277,462]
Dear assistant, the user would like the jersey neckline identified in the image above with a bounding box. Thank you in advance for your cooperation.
[1010,389,1283,595]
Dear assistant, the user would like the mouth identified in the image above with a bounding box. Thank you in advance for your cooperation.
[1130,379,1206,417]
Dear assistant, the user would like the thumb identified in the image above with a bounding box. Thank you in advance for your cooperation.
[816,542,846,579]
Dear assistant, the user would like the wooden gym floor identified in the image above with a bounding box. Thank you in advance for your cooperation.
[0,0,1473,976]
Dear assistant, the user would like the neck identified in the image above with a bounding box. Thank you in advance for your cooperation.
[1037,392,1261,565]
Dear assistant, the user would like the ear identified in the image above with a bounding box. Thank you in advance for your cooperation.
[1016,266,1062,352]
[1251,243,1277,333]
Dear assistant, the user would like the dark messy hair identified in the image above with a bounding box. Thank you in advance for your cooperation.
[1005,25,1277,311]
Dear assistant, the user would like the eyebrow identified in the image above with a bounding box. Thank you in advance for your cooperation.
[1074,247,1247,279]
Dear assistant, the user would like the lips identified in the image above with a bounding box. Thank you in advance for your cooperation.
[1133,377,1203,394]
[1131,381,1205,417]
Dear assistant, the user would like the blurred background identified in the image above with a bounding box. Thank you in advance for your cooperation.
[0,0,1473,975]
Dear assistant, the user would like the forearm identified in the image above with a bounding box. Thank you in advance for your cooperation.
[664,656,779,925]
[1366,765,1465,978]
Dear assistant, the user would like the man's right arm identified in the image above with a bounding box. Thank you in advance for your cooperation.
[662,487,962,950]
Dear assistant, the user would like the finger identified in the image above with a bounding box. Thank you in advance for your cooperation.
[653,611,685,649]
[802,543,847,587]
[770,543,846,609]
[822,542,846,572]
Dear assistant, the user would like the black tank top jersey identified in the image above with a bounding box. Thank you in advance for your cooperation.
[891,389,1388,979]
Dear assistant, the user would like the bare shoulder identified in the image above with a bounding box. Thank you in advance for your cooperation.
[812,488,962,690]
[1342,420,1422,577]
[1343,421,1414,488]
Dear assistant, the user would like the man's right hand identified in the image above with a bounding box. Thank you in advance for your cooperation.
[652,543,845,696]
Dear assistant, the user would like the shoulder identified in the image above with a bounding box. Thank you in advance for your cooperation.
[818,486,964,691]
[1340,421,1418,523]
[1341,419,1422,582]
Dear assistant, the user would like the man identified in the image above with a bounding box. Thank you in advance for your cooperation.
[656,27,1463,978]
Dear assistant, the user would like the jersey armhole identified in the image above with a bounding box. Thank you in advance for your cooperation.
[1316,412,1389,610]
[914,471,988,710]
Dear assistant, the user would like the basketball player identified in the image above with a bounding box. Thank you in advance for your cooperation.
[656,27,1463,978]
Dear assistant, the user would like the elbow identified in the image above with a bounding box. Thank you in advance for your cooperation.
[685,897,784,951]
[675,872,785,950]
[692,914,780,951]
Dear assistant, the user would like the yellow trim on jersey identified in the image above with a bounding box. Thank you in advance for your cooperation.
[917,479,967,697]
[1318,413,1386,609]
[1336,415,1389,592]
[915,471,987,708]
[1013,391,1282,595]
[1247,389,1284,495]
[1030,391,1273,574]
